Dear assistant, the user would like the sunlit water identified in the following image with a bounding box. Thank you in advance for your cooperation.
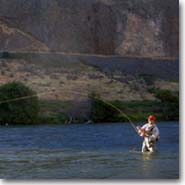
[0,122,179,179]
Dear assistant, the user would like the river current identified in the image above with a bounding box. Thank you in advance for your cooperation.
[0,122,179,179]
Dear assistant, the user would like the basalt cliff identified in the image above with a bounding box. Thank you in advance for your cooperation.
[0,0,178,58]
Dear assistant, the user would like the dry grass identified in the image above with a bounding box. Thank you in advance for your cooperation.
[0,58,178,103]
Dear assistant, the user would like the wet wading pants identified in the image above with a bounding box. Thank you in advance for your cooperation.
[142,137,157,153]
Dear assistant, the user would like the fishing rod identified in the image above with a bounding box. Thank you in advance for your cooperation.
[0,88,138,133]
[0,89,57,105]
[93,96,138,133]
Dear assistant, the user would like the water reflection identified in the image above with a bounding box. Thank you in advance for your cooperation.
[140,152,160,178]
[142,152,154,161]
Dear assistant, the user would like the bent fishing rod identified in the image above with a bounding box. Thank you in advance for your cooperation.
[87,94,138,133]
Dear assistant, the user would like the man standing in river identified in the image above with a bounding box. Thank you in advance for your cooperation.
[136,115,160,153]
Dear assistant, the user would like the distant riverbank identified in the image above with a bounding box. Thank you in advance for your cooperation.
[37,98,178,125]
[0,53,178,125]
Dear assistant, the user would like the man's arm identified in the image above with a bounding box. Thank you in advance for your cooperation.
[136,124,148,137]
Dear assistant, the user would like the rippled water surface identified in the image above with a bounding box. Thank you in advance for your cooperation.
[0,122,179,179]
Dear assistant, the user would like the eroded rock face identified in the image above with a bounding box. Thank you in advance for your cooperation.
[0,20,49,51]
[115,13,165,57]
[0,0,179,58]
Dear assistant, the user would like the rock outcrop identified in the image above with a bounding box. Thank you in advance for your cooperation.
[0,0,179,58]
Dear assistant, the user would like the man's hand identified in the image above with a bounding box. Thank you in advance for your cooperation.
[136,126,142,135]
[136,126,148,137]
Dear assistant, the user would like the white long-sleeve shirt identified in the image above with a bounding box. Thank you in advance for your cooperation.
[141,123,160,140]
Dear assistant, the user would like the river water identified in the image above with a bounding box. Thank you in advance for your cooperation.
[0,122,179,179]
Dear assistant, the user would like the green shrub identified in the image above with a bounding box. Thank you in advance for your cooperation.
[89,92,120,123]
[150,88,179,120]
[154,89,178,103]
[0,82,39,124]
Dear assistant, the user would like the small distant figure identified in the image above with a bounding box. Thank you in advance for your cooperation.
[65,117,73,124]
[85,120,93,124]
[136,115,160,153]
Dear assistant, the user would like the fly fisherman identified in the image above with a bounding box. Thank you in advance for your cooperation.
[136,115,160,153]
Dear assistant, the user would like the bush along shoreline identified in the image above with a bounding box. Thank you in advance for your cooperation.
[0,81,39,125]
[0,82,179,125]
[88,90,179,123]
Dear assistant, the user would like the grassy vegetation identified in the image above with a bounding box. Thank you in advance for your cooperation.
[38,99,71,124]
[37,113,68,125]
[38,98,174,124]
[3,95,177,124]
[111,100,164,122]
[89,89,179,123]
[39,99,71,112]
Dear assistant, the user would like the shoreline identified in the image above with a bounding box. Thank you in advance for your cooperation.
[0,120,179,127]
